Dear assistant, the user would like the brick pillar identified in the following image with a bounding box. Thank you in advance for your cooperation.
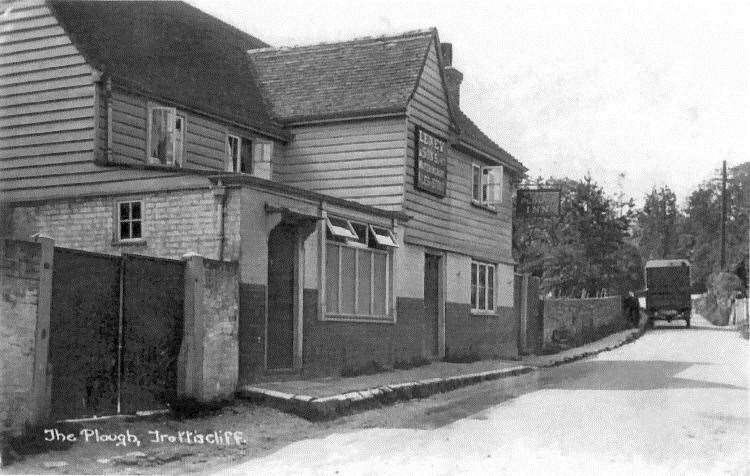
[178,253,206,400]
[31,235,53,424]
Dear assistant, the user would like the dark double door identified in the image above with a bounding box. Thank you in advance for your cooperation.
[49,248,184,419]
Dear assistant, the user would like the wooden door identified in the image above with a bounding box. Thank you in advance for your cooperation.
[267,224,296,369]
[424,254,441,356]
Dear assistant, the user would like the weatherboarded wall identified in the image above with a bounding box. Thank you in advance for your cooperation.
[275,118,406,211]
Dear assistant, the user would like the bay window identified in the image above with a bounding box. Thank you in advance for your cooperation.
[324,216,397,319]
[471,260,496,312]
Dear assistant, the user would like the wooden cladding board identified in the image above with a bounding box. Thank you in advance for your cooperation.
[404,40,513,263]
[275,118,406,211]
[0,0,97,199]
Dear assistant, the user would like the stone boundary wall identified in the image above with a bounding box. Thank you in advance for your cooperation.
[0,240,41,430]
[543,296,624,349]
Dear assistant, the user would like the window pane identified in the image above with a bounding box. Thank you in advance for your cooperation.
[471,263,477,286]
[341,247,356,314]
[150,109,173,164]
[357,250,371,315]
[120,202,130,220]
[325,244,339,313]
[487,266,494,310]
[478,265,486,310]
[472,166,481,201]
[373,253,387,315]
[241,138,253,173]
[131,221,142,239]
[351,222,368,246]
[174,117,184,166]
[470,262,477,309]
[120,221,130,240]
[130,201,141,219]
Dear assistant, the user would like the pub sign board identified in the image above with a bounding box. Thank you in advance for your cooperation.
[414,126,448,197]
[516,188,562,217]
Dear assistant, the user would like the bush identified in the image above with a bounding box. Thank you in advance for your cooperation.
[393,355,432,370]
[340,360,387,378]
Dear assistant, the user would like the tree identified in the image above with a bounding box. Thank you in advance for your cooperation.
[514,175,642,297]
[677,162,749,288]
[636,186,681,260]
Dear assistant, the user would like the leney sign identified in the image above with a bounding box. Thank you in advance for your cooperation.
[414,126,447,197]
[516,188,561,217]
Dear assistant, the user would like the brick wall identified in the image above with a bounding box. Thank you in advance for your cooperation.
[9,188,238,261]
[445,303,517,359]
[200,259,239,399]
[0,240,41,429]
[543,296,625,348]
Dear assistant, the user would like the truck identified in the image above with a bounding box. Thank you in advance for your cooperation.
[643,259,692,328]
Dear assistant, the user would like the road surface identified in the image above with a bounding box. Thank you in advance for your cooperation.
[221,316,748,475]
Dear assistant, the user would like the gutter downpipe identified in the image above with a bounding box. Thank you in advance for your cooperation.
[216,179,227,261]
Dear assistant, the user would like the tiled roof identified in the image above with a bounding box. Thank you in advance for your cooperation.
[48,1,286,139]
[455,109,526,171]
[247,30,435,123]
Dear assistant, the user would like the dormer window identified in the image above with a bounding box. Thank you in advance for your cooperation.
[147,106,183,167]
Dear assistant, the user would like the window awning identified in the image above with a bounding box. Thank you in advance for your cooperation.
[326,216,358,240]
[369,225,398,248]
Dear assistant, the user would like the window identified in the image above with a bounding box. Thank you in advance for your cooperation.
[471,261,495,312]
[471,164,503,207]
[325,216,397,318]
[118,201,142,241]
[227,135,254,173]
[253,141,273,164]
[148,106,183,166]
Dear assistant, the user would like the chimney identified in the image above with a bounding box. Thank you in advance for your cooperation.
[440,42,463,109]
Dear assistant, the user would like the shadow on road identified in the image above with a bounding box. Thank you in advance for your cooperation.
[401,359,745,429]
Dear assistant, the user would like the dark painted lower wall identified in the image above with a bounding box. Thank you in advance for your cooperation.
[238,283,266,385]
[300,292,430,378]
[445,303,518,359]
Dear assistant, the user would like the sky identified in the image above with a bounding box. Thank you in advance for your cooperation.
[190,0,749,205]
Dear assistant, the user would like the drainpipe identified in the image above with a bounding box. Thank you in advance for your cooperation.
[215,179,227,261]
[105,77,113,163]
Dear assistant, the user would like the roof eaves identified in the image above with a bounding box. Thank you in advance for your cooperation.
[279,106,408,126]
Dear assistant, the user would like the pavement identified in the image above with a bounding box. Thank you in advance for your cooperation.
[221,314,749,475]
[238,327,642,419]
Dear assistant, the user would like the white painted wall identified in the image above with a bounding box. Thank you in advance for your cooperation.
[496,262,515,308]
[394,239,424,299]
[446,253,471,304]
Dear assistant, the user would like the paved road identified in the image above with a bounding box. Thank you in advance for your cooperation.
[223,317,749,475]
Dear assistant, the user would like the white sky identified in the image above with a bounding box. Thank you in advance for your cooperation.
[190,0,750,205]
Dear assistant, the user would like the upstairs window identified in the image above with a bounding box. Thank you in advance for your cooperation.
[472,164,504,208]
[148,106,183,167]
[325,216,398,319]
[471,260,495,312]
[227,135,254,173]
[118,201,142,241]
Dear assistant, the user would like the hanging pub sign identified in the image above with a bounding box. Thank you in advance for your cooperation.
[516,188,562,217]
[414,126,447,197]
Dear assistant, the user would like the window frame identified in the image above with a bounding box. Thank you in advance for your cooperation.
[146,105,184,167]
[471,260,496,314]
[322,215,396,322]
[227,134,241,172]
[115,199,144,243]
[471,163,503,209]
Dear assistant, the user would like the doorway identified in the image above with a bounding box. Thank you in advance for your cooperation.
[267,223,297,369]
[424,253,441,356]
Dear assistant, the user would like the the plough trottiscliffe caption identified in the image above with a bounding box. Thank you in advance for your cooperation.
[44,428,246,447]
